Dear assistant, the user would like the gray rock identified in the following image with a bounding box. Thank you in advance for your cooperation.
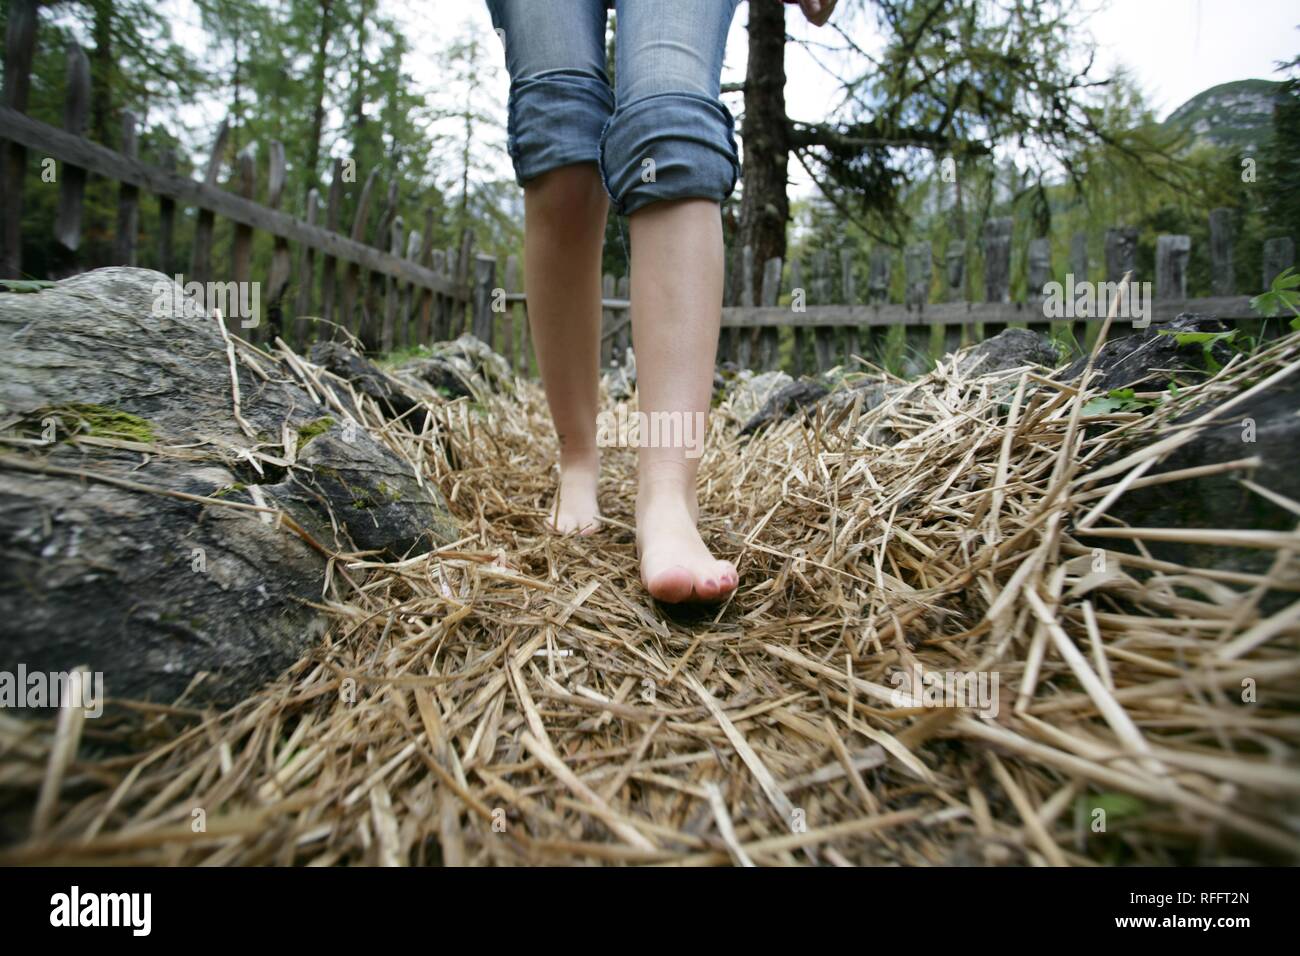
[0,268,457,708]
[421,333,515,399]
[726,370,793,425]
[956,328,1059,376]
[1058,314,1237,392]
[309,341,430,429]
[739,378,831,435]
[1096,366,1300,600]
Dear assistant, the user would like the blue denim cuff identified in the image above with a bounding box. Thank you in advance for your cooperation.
[507,70,615,185]
[598,91,740,216]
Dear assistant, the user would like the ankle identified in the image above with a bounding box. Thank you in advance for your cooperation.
[559,446,599,472]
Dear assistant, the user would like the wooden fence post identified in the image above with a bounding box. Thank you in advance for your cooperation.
[472,253,496,344]
[157,149,175,278]
[1104,225,1138,282]
[789,257,806,376]
[1026,236,1052,338]
[456,230,474,335]
[381,214,403,352]
[431,249,448,341]
[812,249,834,372]
[417,207,435,346]
[52,42,90,278]
[1209,208,1235,296]
[943,240,966,350]
[1156,234,1191,301]
[905,242,931,370]
[265,141,291,344]
[400,227,421,350]
[503,254,520,371]
[113,112,139,267]
[190,119,230,289]
[341,167,376,341]
[1262,237,1295,288]
[737,244,755,369]
[982,217,1012,339]
[868,247,892,362]
[320,158,342,332]
[759,255,782,370]
[1,0,38,277]
[600,273,615,367]
[366,180,398,350]
[616,274,630,365]
[840,248,859,367]
[295,187,319,345]
[229,145,255,335]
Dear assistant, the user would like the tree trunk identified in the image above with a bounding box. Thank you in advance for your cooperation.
[733,0,789,306]
[305,0,336,196]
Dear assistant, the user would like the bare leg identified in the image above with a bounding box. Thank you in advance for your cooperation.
[629,198,739,602]
[523,164,608,533]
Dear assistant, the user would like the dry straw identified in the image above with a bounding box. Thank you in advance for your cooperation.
[2,318,1298,865]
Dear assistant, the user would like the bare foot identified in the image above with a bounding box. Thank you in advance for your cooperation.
[549,451,602,535]
[636,484,738,603]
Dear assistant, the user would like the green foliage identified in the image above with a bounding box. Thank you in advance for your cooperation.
[1250,266,1300,331]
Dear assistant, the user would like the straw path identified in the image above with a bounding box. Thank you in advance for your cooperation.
[2,330,1298,865]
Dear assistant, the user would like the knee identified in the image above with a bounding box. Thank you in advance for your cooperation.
[599,92,740,216]
[525,164,608,228]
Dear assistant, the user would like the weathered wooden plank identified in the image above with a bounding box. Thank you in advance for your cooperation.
[431,249,449,342]
[416,207,435,346]
[400,227,421,349]
[381,215,403,352]
[600,272,615,367]
[1105,226,1138,282]
[340,167,376,338]
[456,231,474,336]
[737,244,755,369]
[472,253,496,344]
[1,0,38,277]
[789,258,806,376]
[265,141,292,343]
[52,42,91,275]
[1262,237,1295,288]
[615,274,630,364]
[0,107,460,296]
[295,187,319,343]
[157,149,176,277]
[812,248,833,372]
[503,254,520,371]
[113,112,140,267]
[1209,208,1235,296]
[320,158,342,330]
[942,239,967,351]
[189,118,230,288]
[1026,236,1053,336]
[230,145,255,335]
[840,248,859,366]
[758,255,782,370]
[1156,234,1191,300]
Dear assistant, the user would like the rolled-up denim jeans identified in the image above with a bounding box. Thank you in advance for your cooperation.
[485,0,742,215]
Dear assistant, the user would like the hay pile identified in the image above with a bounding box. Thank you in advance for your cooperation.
[3,322,1299,866]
